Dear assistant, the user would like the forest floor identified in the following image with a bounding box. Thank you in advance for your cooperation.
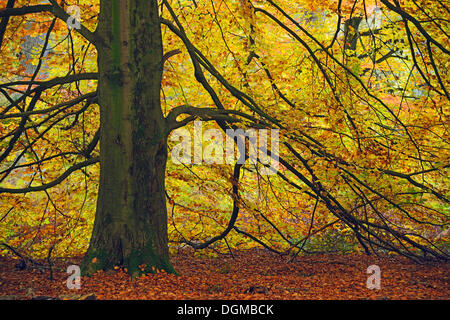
[0,249,448,300]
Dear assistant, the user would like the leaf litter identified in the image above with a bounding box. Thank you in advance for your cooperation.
[0,249,448,300]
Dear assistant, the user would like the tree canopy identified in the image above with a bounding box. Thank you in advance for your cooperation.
[0,0,448,273]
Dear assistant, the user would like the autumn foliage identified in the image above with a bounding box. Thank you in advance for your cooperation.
[0,0,448,299]
[0,249,449,300]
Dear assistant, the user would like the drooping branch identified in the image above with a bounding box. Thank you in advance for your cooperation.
[160,4,281,127]
[0,73,98,91]
[379,0,450,55]
[182,162,242,249]
[0,90,98,183]
[160,1,449,261]
[0,92,97,119]
[0,157,99,194]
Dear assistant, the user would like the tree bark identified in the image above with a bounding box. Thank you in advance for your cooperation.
[81,0,175,276]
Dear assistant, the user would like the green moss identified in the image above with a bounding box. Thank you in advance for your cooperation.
[123,240,177,278]
[80,247,110,276]
[82,238,176,278]
[108,0,125,137]
[106,66,123,87]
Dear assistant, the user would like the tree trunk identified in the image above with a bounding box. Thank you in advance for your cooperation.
[81,0,175,276]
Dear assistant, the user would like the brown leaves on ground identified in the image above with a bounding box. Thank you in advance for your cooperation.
[0,249,448,300]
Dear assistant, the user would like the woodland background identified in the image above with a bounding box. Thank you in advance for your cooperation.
[0,0,448,299]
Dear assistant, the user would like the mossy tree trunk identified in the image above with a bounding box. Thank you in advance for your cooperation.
[81,0,175,276]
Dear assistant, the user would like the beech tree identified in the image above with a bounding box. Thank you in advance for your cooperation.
[0,0,448,277]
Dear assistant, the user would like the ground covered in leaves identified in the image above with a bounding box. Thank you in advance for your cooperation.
[0,249,448,300]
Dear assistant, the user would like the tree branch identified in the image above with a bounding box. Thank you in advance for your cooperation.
[0,157,99,194]
[166,105,264,132]
[0,2,99,46]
